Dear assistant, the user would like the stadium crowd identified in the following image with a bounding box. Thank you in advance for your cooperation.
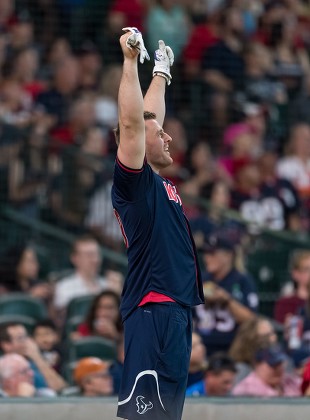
[1,0,310,399]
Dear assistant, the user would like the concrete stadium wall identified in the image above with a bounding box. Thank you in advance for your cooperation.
[0,397,309,420]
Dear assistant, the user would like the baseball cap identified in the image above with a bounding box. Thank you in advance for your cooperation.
[255,346,287,367]
[201,234,235,254]
[73,357,111,385]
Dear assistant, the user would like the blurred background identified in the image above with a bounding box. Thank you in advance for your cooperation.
[1,0,310,400]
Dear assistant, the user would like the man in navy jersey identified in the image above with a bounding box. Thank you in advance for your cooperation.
[111,28,204,420]
[195,233,258,356]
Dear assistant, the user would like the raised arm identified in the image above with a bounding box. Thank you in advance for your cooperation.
[117,31,146,169]
[144,41,174,127]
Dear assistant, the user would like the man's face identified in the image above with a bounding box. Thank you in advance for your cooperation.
[82,370,113,396]
[4,359,34,397]
[71,240,102,276]
[145,119,173,171]
[206,370,235,396]
[2,325,28,355]
[203,249,233,276]
[264,362,285,388]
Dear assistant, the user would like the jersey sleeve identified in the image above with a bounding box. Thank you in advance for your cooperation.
[113,156,152,202]
[240,274,259,312]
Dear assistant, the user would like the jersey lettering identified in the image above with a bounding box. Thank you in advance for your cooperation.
[163,182,182,206]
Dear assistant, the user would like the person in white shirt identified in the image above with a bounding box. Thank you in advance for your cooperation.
[54,235,108,316]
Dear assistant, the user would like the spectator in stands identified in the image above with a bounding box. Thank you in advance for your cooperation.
[6,9,37,59]
[289,74,310,127]
[53,235,109,318]
[231,156,300,232]
[294,278,310,354]
[95,65,122,130]
[0,353,53,397]
[200,6,245,136]
[35,55,80,131]
[229,316,278,384]
[258,150,301,231]
[274,250,310,324]
[73,357,113,396]
[145,0,191,62]
[32,319,63,373]
[187,331,208,388]
[182,4,220,79]
[186,352,237,397]
[194,233,258,355]
[0,243,53,302]
[76,41,102,92]
[0,78,34,127]
[232,344,301,396]
[189,179,245,250]
[276,123,310,222]
[10,47,46,100]
[0,322,66,393]
[72,290,122,342]
[50,123,109,228]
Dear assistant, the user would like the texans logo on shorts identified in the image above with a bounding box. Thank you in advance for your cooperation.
[136,395,153,414]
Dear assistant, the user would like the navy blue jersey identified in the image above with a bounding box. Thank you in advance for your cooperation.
[111,158,204,321]
[194,268,258,355]
[231,178,300,231]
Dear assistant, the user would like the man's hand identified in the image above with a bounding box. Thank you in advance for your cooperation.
[153,40,174,85]
[122,27,150,63]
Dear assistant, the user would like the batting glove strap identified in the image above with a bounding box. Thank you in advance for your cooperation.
[122,27,150,64]
[152,40,174,85]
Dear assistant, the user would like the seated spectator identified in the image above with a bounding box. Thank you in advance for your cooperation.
[76,41,102,92]
[232,344,301,397]
[32,319,63,373]
[53,235,109,321]
[35,55,80,133]
[73,357,113,397]
[274,250,310,324]
[200,7,245,139]
[145,0,190,62]
[187,332,208,388]
[0,322,66,393]
[0,243,53,303]
[189,179,245,250]
[72,290,122,342]
[276,123,310,214]
[186,352,236,397]
[95,65,122,130]
[231,157,299,232]
[194,233,258,355]
[0,353,55,397]
[229,316,278,384]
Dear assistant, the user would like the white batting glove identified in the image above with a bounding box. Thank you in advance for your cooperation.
[122,27,150,64]
[152,40,174,85]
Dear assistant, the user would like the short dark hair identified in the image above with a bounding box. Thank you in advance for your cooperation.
[71,234,99,255]
[0,322,22,347]
[206,352,237,375]
[33,319,57,334]
[114,111,157,146]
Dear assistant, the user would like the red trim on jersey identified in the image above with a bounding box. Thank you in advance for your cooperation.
[114,209,129,248]
[138,291,175,306]
[116,156,144,173]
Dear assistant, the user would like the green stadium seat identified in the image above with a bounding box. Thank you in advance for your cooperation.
[0,293,48,321]
[68,336,117,363]
[0,314,36,334]
[66,295,96,320]
[63,315,84,339]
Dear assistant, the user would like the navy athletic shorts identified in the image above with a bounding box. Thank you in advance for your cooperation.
[117,302,192,420]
